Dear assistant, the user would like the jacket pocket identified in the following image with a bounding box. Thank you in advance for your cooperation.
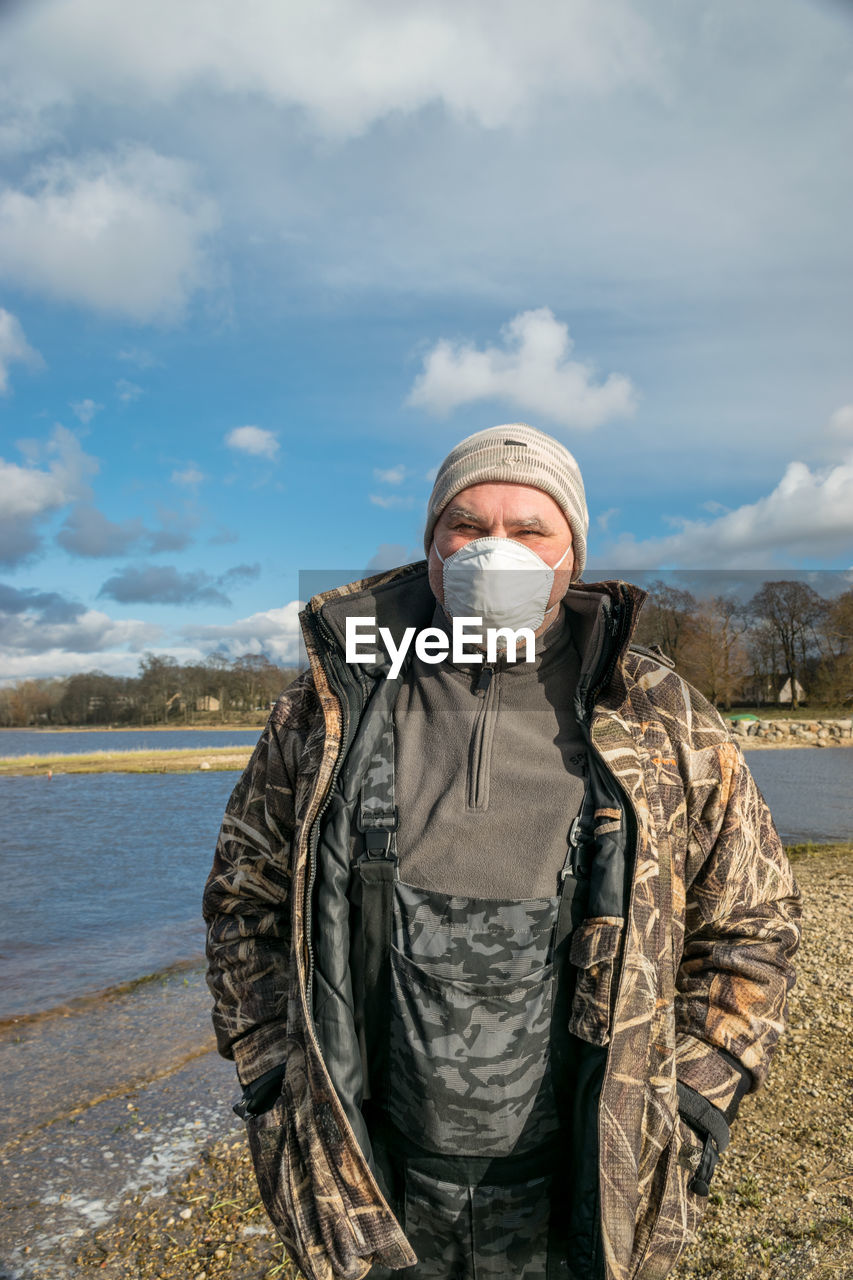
[246,1076,367,1280]
[630,1116,708,1280]
[567,917,623,1046]
[244,1095,302,1262]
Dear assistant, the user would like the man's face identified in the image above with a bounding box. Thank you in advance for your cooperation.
[427,482,575,633]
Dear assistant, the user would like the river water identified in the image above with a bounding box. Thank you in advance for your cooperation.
[0,727,261,755]
[0,771,237,1020]
[0,748,849,1021]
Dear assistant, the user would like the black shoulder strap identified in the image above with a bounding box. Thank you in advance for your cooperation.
[349,688,400,1100]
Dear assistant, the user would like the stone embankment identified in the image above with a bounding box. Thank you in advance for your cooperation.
[730,717,852,747]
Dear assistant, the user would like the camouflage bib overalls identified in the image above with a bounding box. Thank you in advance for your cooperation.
[349,709,589,1280]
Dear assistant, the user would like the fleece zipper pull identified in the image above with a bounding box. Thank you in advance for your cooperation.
[474,666,494,697]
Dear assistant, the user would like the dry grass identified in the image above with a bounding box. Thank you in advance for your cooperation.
[0,747,252,776]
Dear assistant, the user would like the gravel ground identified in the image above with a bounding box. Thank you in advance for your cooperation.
[9,844,851,1280]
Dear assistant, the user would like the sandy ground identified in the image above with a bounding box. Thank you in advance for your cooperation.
[2,846,850,1280]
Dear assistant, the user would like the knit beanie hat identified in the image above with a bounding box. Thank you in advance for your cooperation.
[424,423,588,578]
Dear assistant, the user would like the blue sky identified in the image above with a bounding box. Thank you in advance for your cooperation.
[1,0,852,680]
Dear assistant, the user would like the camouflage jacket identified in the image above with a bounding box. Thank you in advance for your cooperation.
[204,565,801,1280]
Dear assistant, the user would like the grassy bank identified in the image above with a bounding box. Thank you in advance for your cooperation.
[0,747,252,776]
[3,729,850,777]
[0,721,266,732]
[62,843,852,1280]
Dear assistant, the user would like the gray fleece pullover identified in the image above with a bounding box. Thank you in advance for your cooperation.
[393,605,587,901]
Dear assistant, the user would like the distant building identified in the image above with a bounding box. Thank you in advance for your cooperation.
[196,695,221,712]
[743,673,807,705]
[777,676,807,705]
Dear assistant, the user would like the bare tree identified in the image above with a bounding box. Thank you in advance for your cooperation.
[633,580,698,665]
[812,589,853,707]
[748,581,827,709]
[138,654,182,724]
[680,597,750,709]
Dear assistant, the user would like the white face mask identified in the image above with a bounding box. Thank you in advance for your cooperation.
[435,536,571,633]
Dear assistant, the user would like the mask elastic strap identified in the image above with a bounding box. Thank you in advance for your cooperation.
[541,541,573,622]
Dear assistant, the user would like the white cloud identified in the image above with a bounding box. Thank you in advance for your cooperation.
[365,543,421,571]
[369,494,415,510]
[828,404,853,438]
[225,425,279,460]
[0,427,98,566]
[600,455,853,569]
[0,307,42,393]
[0,582,291,681]
[1,0,662,140]
[374,464,407,485]
[0,584,162,680]
[0,148,219,321]
[408,308,637,430]
[181,602,303,666]
[596,507,619,534]
[118,346,159,369]
[0,425,94,523]
[171,464,206,490]
[0,585,161,679]
[116,379,143,402]
[70,397,102,423]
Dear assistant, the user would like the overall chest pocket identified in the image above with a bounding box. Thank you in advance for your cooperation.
[387,946,560,1156]
[567,916,624,1046]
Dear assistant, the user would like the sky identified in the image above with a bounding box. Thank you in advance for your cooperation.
[1,0,852,681]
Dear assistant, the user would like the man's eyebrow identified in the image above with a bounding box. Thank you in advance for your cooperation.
[443,506,486,523]
[507,515,551,531]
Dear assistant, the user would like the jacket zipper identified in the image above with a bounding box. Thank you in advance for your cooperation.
[468,664,496,809]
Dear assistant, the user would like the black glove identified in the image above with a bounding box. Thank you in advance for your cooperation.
[676,1081,731,1197]
[233,1063,286,1119]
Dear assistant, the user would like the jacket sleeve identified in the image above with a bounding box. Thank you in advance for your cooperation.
[673,704,802,1126]
[202,671,318,1087]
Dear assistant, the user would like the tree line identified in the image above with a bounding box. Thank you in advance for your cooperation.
[1,581,851,728]
[633,580,853,710]
[0,653,300,728]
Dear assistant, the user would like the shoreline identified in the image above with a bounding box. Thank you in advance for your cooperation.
[0,955,205,1034]
[1,736,851,777]
[0,723,265,733]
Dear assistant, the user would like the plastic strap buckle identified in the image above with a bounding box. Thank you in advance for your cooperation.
[357,806,399,860]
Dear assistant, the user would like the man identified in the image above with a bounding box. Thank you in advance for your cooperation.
[204,423,801,1280]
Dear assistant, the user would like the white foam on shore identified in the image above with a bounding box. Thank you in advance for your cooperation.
[3,1054,240,1279]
